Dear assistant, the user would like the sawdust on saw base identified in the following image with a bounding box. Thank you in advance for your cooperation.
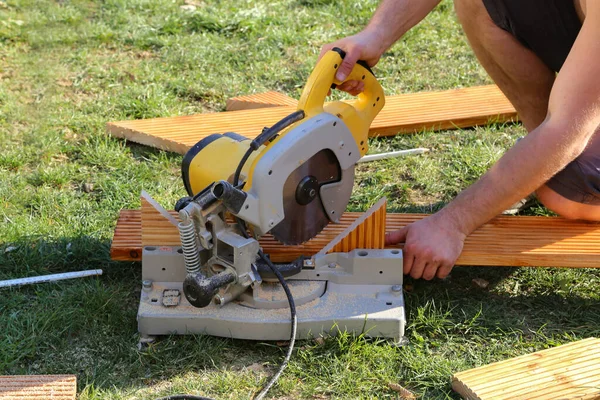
[255,280,320,302]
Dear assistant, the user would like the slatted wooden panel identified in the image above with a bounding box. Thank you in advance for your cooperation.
[112,208,143,260]
[0,375,76,400]
[107,85,517,154]
[322,197,387,254]
[452,338,600,400]
[225,91,298,111]
[111,209,600,268]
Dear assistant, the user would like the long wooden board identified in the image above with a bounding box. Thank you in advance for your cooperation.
[0,375,76,400]
[452,338,600,400]
[111,208,600,268]
[107,85,516,154]
[225,91,298,111]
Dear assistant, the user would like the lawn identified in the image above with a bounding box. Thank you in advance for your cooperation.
[1,0,599,398]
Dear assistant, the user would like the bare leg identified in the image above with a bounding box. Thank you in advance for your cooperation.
[454,0,600,220]
[537,131,600,221]
[454,0,556,131]
[537,184,600,220]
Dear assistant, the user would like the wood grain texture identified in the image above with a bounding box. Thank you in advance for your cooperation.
[321,197,386,254]
[452,338,600,400]
[111,208,600,268]
[141,195,178,246]
[225,91,298,111]
[0,375,76,400]
[107,85,517,154]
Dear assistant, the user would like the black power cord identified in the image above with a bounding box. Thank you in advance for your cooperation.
[232,139,298,400]
[254,249,297,399]
[158,113,303,400]
[234,216,298,400]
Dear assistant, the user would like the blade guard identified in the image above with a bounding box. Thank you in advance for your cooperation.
[297,48,385,157]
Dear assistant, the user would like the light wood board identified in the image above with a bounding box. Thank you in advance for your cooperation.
[321,197,387,254]
[0,375,76,400]
[226,91,298,111]
[107,85,517,154]
[111,207,600,268]
[452,338,600,400]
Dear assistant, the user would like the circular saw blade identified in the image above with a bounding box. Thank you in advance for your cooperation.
[270,149,342,245]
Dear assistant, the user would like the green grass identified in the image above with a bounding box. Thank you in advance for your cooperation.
[1,0,599,398]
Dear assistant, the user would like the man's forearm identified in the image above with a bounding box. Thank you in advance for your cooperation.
[439,120,595,235]
[364,0,442,53]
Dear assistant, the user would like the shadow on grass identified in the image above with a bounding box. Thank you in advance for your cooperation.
[0,235,292,395]
[405,264,600,340]
[2,235,600,398]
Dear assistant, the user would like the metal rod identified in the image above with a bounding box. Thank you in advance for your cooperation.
[358,148,429,163]
[0,269,103,289]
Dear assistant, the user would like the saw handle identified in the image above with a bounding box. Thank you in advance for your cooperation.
[297,48,385,153]
[329,49,375,91]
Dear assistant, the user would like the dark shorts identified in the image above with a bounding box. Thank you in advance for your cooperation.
[482,0,600,205]
[482,0,581,73]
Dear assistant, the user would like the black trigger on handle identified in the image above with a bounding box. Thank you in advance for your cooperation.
[331,47,376,78]
[356,59,375,77]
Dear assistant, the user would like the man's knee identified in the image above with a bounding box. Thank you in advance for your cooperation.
[536,185,579,219]
[536,185,600,221]
[538,135,600,220]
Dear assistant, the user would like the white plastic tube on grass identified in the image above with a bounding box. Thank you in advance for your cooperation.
[0,269,103,288]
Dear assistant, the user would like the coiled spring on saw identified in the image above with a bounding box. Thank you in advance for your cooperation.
[178,220,201,273]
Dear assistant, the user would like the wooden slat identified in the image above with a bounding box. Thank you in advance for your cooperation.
[226,91,298,111]
[452,338,600,400]
[322,197,387,254]
[107,85,517,154]
[111,208,600,268]
[0,375,76,400]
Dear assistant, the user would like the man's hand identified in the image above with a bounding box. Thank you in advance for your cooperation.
[385,213,466,280]
[319,30,385,95]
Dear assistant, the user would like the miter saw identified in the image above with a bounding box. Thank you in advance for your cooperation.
[137,48,406,345]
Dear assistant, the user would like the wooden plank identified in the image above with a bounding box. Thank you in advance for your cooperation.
[111,209,143,260]
[111,208,600,268]
[321,197,387,254]
[226,91,298,111]
[452,338,600,400]
[107,85,517,154]
[0,375,76,400]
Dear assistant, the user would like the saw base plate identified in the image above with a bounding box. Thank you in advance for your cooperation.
[138,247,406,343]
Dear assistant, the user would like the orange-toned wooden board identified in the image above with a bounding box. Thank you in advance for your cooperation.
[322,197,387,254]
[111,208,600,268]
[452,338,600,400]
[226,91,298,111]
[107,85,517,154]
[0,375,76,400]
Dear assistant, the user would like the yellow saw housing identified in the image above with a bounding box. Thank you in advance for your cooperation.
[181,48,385,198]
